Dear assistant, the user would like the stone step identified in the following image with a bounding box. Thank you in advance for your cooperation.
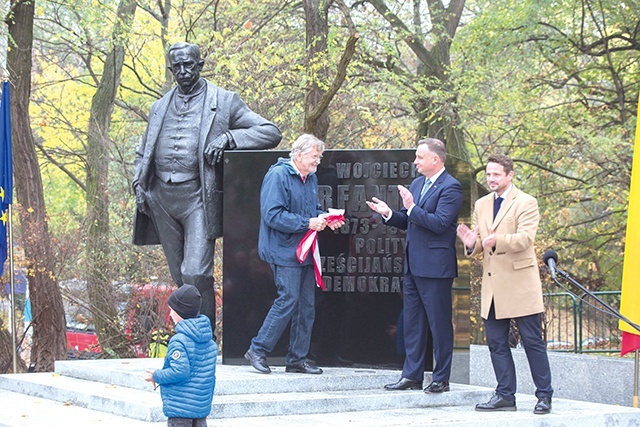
[2,387,639,427]
[52,358,406,395]
[212,384,485,419]
[1,358,639,427]
[0,389,165,427]
[209,396,640,427]
[0,362,487,422]
[0,371,163,422]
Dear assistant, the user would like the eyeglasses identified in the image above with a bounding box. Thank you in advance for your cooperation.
[306,153,323,161]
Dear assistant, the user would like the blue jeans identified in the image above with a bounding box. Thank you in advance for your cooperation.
[250,264,316,365]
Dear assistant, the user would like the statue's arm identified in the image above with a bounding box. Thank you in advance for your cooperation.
[226,92,282,150]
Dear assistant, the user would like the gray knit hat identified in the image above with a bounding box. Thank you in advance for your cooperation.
[168,284,201,319]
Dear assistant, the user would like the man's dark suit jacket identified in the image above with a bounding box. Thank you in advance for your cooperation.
[385,170,463,278]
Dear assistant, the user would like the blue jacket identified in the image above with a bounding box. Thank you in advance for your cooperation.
[153,314,217,419]
[258,157,324,266]
[385,170,463,278]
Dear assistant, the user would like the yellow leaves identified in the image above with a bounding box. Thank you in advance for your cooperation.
[558,207,571,221]
[213,31,224,43]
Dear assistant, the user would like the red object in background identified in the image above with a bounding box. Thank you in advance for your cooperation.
[66,329,101,353]
[64,283,174,357]
[125,283,174,357]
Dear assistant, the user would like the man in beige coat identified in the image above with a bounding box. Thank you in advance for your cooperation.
[457,154,553,415]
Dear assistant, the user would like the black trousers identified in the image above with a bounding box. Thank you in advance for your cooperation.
[167,417,207,427]
[484,302,553,400]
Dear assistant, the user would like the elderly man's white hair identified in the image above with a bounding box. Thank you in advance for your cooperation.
[289,134,325,160]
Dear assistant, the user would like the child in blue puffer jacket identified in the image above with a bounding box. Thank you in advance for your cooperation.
[145,284,217,427]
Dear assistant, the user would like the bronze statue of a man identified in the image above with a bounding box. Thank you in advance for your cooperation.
[133,42,282,332]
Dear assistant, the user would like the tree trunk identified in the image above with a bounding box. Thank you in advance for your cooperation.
[0,318,27,373]
[6,0,67,372]
[303,0,359,142]
[85,0,137,357]
[414,67,468,162]
[303,0,330,139]
[367,0,469,161]
[417,0,467,161]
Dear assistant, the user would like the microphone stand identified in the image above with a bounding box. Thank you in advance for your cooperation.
[554,267,640,334]
[552,266,640,408]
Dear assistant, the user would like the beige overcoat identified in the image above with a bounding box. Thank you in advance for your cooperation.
[468,186,544,320]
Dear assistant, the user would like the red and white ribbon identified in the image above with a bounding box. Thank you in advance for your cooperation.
[296,213,345,290]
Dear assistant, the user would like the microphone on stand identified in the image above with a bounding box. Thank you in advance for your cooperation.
[542,249,558,280]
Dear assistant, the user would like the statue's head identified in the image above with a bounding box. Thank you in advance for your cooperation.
[167,42,205,93]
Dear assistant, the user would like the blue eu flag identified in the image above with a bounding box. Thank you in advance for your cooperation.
[0,81,13,277]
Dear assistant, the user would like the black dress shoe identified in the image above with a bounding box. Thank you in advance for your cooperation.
[285,361,323,374]
[534,396,552,414]
[423,381,450,393]
[475,393,517,411]
[244,349,271,374]
[384,378,423,391]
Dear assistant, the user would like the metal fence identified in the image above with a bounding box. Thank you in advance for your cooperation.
[543,291,622,353]
[469,291,623,354]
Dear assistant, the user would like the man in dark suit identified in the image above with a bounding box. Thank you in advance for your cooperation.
[133,42,281,331]
[367,138,463,394]
[457,154,553,414]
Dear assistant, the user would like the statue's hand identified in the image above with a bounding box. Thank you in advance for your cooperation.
[135,185,149,215]
[205,133,229,165]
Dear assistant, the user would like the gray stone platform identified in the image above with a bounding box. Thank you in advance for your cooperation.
[471,344,640,406]
[0,357,639,426]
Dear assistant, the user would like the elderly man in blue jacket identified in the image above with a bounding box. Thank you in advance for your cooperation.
[245,134,344,375]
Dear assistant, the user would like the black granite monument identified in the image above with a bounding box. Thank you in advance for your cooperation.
[222,149,471,368]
